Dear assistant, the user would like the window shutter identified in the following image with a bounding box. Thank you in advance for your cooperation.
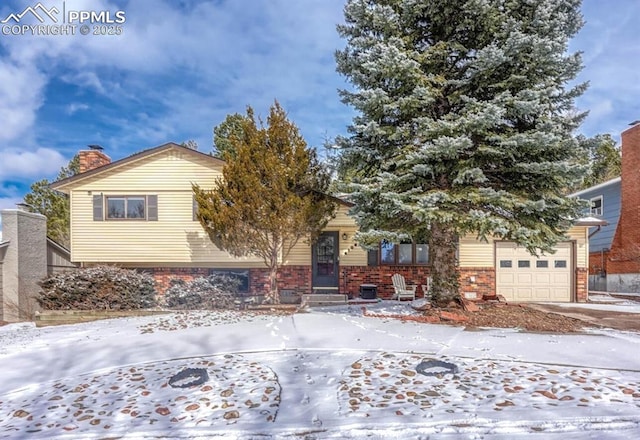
[93,194,103,221]
[147,195,158,221]
[367,249,379,266]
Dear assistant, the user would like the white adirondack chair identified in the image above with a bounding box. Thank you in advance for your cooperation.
[422,276,432,300]
[391,273,417,301]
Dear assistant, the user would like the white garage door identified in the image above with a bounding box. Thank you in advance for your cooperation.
[496,241,572,302]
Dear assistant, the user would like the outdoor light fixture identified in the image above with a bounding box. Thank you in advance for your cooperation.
[342,233,348,241]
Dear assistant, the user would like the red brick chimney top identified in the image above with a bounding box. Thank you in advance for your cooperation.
[78,145,111,173]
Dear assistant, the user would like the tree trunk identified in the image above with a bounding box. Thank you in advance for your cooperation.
[265,246,281,305]
[429,221,459,307]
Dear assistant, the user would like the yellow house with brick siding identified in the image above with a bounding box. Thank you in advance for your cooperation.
[52,142,594,302]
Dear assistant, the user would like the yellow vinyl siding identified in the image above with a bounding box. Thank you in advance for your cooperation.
[459,235,495,267]
[68,152,264,266]
[283,239,312,265]
[459,227,589,269]
[326,205,358,227]
[283,204,367,266]
[71,190,264,265]
[283,235,367,266]
[567,226,588,268]
[326,205,366,266]
[71,150,222,192]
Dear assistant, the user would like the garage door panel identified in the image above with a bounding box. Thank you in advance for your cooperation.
[517,273,532,283]
[534,273,551,283]
[497,273,515,284]
[496,242,571,302]
[534,288,552,300]
[553,273,570,284]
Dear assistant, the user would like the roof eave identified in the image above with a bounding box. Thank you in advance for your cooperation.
[50,143,225,191]
[568,177,621,198]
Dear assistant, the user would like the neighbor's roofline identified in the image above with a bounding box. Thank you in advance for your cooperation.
[568,176,621,198]
[50,142,225,192]
[46,236,71,255]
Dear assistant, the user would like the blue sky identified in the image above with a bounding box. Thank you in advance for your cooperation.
[0,0,639,212]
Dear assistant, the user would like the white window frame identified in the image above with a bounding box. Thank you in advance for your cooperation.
[590,196,603,216]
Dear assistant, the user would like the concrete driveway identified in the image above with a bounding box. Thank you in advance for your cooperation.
[529,297,640,332]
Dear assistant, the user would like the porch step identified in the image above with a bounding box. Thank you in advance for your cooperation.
[301,294,347,307]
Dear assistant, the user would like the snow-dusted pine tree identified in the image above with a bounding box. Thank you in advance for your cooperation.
[336,0,587,305]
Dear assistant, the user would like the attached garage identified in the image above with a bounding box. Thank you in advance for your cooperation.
[495,241,573,302]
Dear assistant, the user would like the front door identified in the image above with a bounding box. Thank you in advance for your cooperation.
[312,232,339,290]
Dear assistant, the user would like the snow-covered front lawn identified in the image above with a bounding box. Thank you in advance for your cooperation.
[1,302,639,439]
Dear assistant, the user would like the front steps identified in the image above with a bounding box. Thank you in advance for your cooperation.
[301,294,348,307]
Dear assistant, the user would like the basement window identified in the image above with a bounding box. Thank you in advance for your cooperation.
[209,269,249,293]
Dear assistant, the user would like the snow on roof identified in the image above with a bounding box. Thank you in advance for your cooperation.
[574,216,608,226]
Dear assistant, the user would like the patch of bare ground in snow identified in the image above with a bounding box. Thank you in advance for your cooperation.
[461,304,589,333]
[366,303,590,333]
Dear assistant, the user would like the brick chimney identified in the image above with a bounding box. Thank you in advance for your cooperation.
[608,121,640,277]
[78,145,111,173]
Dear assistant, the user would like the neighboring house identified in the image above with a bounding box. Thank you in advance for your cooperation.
[51,143,593,303]
[571,122,640,293]
[570,178,620,291]
[0,206,77,322]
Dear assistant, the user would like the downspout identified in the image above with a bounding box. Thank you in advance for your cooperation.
[588,225,601,239]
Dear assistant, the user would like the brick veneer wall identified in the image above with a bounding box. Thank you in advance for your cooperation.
[150,267,210,293]
[576,268,588,302]
[588,251,610,275]
[145,264,585,302]
[147,266,437,298]
[147,266,497,300]
[250,266,312,294]
[458,268,495,300]
[340,266,433,299]
[148,266,313,295]
[608,123,640,274]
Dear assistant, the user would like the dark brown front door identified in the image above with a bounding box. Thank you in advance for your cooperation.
[312,232,339,289]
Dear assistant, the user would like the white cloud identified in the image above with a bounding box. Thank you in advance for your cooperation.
[2,0,350,162]
[66,102,90,115]
[0,148,66,180]
[0,59,47,143]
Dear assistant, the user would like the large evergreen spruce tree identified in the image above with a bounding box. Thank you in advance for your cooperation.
[336,0,587,305]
